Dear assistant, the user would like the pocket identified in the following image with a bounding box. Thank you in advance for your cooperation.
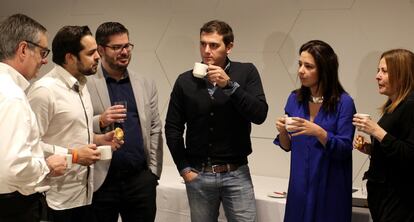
[229,164,249,177]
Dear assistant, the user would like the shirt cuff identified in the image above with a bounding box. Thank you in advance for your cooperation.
[54,145,69,155]
[380,133,393,148]
[222,81,240,96]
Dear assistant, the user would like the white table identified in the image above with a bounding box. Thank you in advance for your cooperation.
[155,166,372,222]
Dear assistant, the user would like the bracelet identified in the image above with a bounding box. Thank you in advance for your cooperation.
[72,149,78,163]
[99,115,105,128]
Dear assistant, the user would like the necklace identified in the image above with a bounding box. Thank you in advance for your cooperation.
[310,96,324,104]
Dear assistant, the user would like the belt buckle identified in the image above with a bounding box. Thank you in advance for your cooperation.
[211,164,220,173]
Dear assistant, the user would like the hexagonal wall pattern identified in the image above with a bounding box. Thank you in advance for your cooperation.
[1,0,414,184]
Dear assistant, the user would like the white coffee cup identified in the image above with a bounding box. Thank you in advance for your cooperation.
[192,62,208,78]
[355,113,371,132]
[97,145,112,160]
[285,116,298,132]
[65,154,72,168]
[354,113,371,122]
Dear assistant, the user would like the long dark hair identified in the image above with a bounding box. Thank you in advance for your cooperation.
[296,40,345,112]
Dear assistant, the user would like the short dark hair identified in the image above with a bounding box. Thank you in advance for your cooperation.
[52,26,92,66]
[95,22,129,46]
[296,40,345,112]
[200,20,234,46]
[0,13,47,61]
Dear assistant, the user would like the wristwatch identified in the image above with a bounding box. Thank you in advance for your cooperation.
[223,79,234,89]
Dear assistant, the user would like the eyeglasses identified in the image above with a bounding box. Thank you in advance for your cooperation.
[25,40,50,59]
[102,43,134,53]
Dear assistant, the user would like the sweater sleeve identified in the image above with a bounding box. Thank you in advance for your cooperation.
[379,100,414,163]
[165,78,189,172]
[229,63,268,124]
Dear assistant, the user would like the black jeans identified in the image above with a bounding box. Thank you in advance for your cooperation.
[92,168,158,222]
[0,192,44,222]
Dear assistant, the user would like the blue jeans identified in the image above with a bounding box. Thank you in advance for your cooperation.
[185,165,257,222]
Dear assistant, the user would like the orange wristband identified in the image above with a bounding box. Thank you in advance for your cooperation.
[72,149,78,163]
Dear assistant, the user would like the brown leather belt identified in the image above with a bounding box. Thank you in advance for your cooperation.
[201,163,240,173]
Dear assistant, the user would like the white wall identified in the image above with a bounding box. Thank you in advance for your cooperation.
[2,0,414,188]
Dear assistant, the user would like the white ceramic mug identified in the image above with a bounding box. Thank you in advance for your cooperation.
[192,62,208,78]
[97,145,112,160]
[285,116,298,132]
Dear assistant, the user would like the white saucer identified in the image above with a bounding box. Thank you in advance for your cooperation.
[267,191,287,198]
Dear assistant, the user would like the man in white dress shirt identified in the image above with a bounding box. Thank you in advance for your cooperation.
[27,25,121,222]
[0,14,67,222]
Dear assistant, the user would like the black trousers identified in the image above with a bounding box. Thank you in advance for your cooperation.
[92,168,158,222]
[47,205,95,222]
[367,181,414,222]
[0,192,44,222]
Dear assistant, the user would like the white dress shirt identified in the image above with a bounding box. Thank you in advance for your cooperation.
[0,62,50,195]
[27,65,94,210]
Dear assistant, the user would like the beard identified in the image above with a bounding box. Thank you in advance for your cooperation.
[77,61,98,76]
[105,55,130,73]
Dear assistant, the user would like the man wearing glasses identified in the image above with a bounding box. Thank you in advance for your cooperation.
[27,25,122,222]
[86,22,163,222]
[0,14,66,222]
[26,40,51,59]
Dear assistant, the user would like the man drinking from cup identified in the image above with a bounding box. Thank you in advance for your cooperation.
[165,20,268,222]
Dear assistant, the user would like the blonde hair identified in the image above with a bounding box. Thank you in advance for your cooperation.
[380,49,414,114]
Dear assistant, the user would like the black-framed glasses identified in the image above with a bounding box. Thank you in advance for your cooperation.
[102,43,134,53]
[25,40,50,59]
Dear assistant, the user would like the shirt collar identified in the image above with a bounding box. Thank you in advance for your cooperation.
[55,65,85,92]
[223,58,231,72]
[0,62,30,91]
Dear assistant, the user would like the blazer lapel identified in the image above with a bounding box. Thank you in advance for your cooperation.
[94,67,112,110]
[130,73,147,127]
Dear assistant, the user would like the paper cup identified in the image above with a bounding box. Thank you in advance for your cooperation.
[355,113,371,120]
[354,113,371,148]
